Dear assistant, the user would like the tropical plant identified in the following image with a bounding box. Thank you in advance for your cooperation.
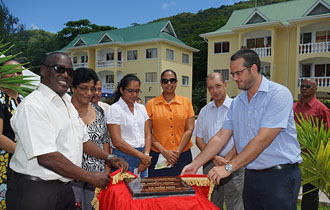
[295,113,330,200]
[0,42,35,96]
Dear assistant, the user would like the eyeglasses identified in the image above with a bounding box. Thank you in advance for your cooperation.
[230,67,250,78]
[45,65,74,77]
[161,78,177,84]
[125,88,141,94]
[300,84,312,89]
[77,85,96,93]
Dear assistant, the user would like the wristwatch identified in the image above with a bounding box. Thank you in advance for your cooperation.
[225,163,233,173]
[106,154,116,162]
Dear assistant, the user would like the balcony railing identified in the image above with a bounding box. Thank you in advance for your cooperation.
[117,60,123,67]
[104,83,114,90]
[298,77,330,87]
[299,42,330,54]
[251,47,271,57]
[73,63,88,69]
[97,60,114,68]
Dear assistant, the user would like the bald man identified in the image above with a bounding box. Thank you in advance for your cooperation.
[294,78,330,210]
[6,52,128,210]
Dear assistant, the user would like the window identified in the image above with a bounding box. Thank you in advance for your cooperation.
[300,32,312,44]
[145,72,157,83]
[127,50,138,61]
[166,49,174,60]
[316,31,330,43]
[146,48,157,59]
[182,53,189,64]
[214,69,229,80]
[182,76,189,86]
[106,53,114,61]
[81,55,88,63]
[214,42,229,54]
[301,64,311,77]
[145,96,156,104]
[73,57,77,64]
[247,36,271,48]
[105,75,114,83]
[314,64,330,77]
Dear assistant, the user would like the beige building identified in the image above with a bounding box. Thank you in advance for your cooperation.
[59,20,198,103]
[201,0,330,101]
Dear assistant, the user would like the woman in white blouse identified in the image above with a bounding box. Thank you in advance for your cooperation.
[107,74,151,177]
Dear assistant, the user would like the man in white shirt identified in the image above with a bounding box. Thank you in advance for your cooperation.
[194,72,244,210]
[6,52,128,210]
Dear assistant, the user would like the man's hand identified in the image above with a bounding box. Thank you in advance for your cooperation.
[139,153,152,167]
[162,149,178,165]
[109,157,128,173]
[180,163,199,175]
[212,156,229,166]
[138,162,148,174]
[207,166,231,184]
[91,172,110,189]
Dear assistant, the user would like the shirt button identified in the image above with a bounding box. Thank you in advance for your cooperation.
[171,134,174,136]
[172,141,174,143]
[170,125,173,128]
[170,109,172,112]
[170,117,172,120]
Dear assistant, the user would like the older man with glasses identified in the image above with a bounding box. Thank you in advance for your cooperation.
[294,78,330,210]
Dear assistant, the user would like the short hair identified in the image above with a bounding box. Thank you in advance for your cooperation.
[71,68,99,88]
[231,49,261,73]
[0,58,20,66]
[161,69,177,80]
[114,74,141,102]
[207,72,225,83]
[44,52,71,66]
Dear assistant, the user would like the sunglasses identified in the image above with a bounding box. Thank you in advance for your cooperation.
[300,84,312,89]
[45,65,74,77]
[161,78,177,84]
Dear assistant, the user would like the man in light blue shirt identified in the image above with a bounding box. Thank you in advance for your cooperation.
[194,72,244,210]
[182,49,302,210]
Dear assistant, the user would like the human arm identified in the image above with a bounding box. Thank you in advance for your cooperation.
[103,142,111,174]
[181,128,233,175]
[137,120,152,173]
[212,145,237,167]
[151,131,178,165]
[108,124,151,166]
[0,118,16,154]
[175,117,195,156]
[83,140,128,172]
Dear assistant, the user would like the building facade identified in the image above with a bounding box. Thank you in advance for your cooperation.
[201,0,330,100]
[59,20,198,103]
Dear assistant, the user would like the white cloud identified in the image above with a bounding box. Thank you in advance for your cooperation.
[30,24,39,30]
[162,1,176,9]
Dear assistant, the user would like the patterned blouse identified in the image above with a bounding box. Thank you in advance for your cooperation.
[82,103,110,173]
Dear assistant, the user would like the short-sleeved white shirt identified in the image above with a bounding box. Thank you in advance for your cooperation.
[10,83,89,182]
[194,95,234,157]
[107,97,148,148]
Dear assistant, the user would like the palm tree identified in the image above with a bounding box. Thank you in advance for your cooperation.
[0,42,36,96]
[295,113,330,200]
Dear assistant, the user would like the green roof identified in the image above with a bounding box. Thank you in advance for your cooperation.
[61,20,198,52]
[203,0,330,36]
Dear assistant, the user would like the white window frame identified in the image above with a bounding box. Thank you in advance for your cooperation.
[182,53,189,64]
[127,50,138,61]
[182,76,189,86]
[166,49,174,61]
[146,48,158,59]
[145,72,157,83]
[214,41,230,54]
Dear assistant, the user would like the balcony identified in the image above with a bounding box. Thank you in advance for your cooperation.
[117,60,123,67]
[104,83,114,90]
[251,47,271,57]
[299,42,330,54]
[73,63,88,69]
[298,77,330,87]
[97,60,114,68]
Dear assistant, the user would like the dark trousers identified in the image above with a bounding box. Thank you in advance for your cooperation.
[243,165,301,210]
[6,172,75,210]
[148,149,192,177]
[301,183,319,210]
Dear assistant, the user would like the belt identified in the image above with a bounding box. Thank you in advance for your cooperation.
[247,163,299,172]
[13,172,66,184]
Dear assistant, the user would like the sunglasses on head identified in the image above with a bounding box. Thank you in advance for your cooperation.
[300,84,312,89]
[161,78,177,84]
[45,65,74,77]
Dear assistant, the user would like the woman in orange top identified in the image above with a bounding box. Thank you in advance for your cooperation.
[146,69,195,176]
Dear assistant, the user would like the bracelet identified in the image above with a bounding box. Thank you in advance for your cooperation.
[106,154,116,162]
[144,152,150,156]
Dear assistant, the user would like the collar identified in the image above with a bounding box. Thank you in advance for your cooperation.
[297,96,317,108]
[154,94,183,105]
[118,97,136,110]
[38,83,70,103]
[210,95,231,109]
[239,75,269,100]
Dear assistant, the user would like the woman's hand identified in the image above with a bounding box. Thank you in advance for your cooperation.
[138,162,148,173]
[162,149,178,165]
[139,153,152,167]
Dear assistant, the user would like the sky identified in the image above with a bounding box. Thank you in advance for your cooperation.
[5,0,243,33]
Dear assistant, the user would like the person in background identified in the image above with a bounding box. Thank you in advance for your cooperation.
[182,49,302,210]
[136,97,142,104]
[0,59,24,209]
[146,69,194,176]
[91,79,110,116]
[293,78,330,210]
[107,74,151,177]
[194,72,244,210]
[71,68,111,210]
[6,52,127,210]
